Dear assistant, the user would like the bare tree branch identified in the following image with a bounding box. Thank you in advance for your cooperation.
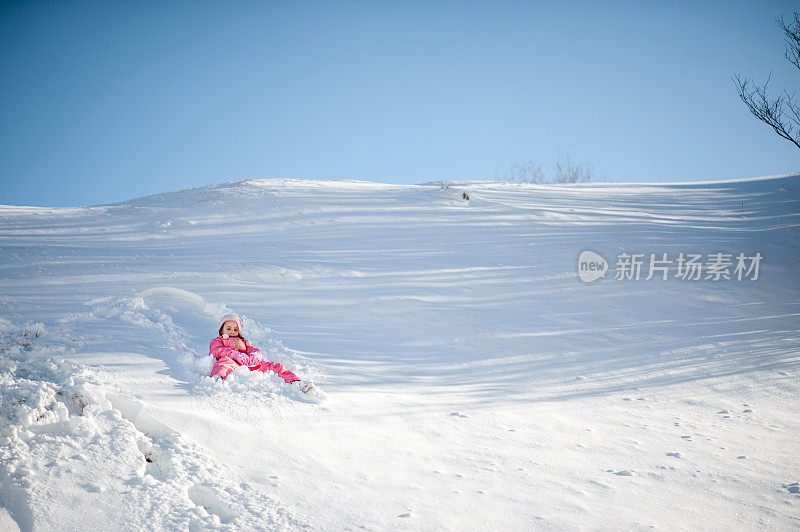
[734,11,800,150]
[780,13,800,70]
[734,73,800,149]
[784,89,800,128]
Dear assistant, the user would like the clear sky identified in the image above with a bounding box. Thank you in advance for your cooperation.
[1,1,799,207]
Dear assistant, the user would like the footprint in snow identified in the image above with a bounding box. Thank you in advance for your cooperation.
[82,482,106,493]
[783,482,799,493]
[607,469,633,476]
[188,484,239,524]
[666,452,681,458]
[450,412,469,418]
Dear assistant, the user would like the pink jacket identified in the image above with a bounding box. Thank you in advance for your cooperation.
[208,335,300,383]
[209,335,261,360]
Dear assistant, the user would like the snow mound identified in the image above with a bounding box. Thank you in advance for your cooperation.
[1,175,798,530]
[0,320,308,530]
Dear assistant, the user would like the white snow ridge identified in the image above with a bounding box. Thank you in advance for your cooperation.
[1,175,799,530]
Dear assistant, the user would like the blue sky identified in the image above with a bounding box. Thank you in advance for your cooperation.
[1,1,799,207]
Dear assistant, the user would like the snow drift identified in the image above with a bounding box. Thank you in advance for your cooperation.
[0,175,798,530]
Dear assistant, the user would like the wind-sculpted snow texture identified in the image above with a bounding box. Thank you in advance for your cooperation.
[0,175,799,530]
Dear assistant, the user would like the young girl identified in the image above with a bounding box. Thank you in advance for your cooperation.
[209,314,313,393]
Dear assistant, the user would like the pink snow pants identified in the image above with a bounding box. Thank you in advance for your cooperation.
[210,356,300,383]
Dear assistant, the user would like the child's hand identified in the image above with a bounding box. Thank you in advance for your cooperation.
[243,354,261,366]
[231,353,250,365]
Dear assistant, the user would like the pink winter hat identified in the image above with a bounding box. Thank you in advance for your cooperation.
[218,314,244,336]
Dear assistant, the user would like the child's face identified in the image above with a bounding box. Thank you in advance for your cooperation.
[222,321,240,337]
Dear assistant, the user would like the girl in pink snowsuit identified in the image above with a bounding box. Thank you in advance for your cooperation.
[209,314,313,392]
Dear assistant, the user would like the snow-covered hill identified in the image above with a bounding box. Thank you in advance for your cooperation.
[1,175,799,531]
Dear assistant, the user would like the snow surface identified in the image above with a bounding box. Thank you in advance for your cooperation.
[0,175,799,531]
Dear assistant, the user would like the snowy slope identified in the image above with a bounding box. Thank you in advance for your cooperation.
[0,175,799,531]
